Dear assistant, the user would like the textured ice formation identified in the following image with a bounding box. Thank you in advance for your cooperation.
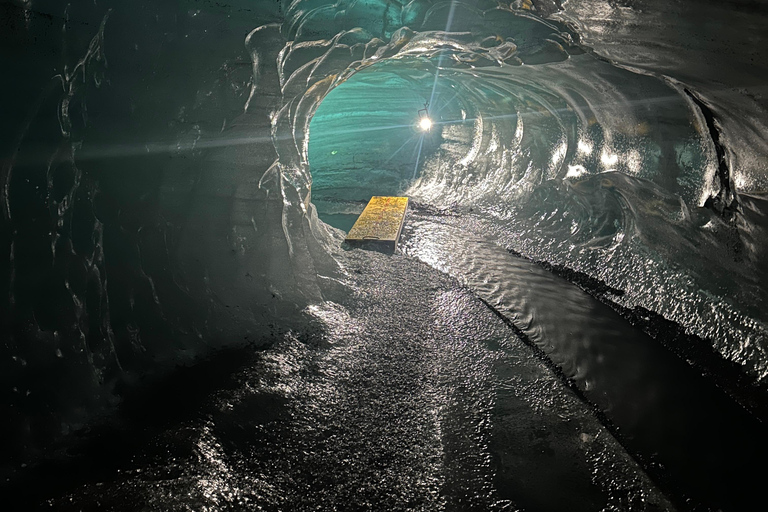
[2,0,767,474]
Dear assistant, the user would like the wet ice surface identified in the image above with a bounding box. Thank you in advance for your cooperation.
[400,207,767,509]
[19,235,679,512]
[4,2,768,509]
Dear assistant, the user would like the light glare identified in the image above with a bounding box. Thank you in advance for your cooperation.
[419,117,433,131]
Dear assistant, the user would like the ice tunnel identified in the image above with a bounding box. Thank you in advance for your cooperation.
[2,0,768,510]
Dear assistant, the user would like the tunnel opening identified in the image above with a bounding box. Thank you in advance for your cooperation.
[307,60,445,231]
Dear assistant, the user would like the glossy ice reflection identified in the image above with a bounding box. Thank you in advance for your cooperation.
[40,249,672,511]
[4,1,768,511]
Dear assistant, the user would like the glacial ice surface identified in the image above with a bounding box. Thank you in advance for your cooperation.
[2,0,768,509]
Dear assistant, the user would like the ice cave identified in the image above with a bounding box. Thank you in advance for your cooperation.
[2,0,768,510]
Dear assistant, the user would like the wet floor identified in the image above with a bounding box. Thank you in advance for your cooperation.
[5,211,766,511]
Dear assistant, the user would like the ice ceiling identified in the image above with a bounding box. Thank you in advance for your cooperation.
[2,0,768,479]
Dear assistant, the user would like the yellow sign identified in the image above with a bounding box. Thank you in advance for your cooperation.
[344,196,409,253]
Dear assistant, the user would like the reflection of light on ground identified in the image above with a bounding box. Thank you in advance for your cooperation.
[601,150,618,167]
[577,140,593,155]
[734,173,748,190]
[551,141,567,166]
[626,149,642,175]
[566,165,587,179]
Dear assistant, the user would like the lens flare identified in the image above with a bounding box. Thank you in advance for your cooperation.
[419,117,433,131]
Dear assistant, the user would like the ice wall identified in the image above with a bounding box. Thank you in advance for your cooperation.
[0,0,320,470]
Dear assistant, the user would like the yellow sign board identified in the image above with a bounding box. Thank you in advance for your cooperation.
[344,196,409,253]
